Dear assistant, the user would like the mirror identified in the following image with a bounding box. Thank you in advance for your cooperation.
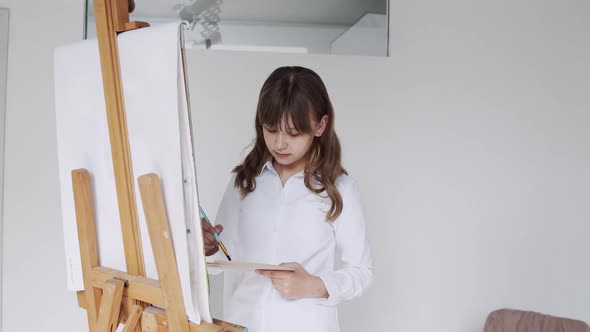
[85,0,389,56]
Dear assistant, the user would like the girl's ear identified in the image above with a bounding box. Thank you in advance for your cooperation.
[314,115,328,137]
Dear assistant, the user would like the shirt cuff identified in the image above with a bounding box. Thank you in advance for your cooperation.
[317,273,341,307]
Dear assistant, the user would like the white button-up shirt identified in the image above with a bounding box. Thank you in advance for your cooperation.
[209,161,373,332]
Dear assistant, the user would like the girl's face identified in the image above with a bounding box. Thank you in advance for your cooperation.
[262,115,327,172]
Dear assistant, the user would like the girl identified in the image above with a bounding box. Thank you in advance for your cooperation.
[202,66,373,332]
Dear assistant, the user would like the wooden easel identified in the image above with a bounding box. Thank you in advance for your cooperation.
[72,0,243,331]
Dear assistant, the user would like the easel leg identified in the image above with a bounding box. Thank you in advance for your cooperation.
[122,304,143,332]
[138,174,190,332]
[96,279,125,332]
[72,169,103,331]
[141,306,161,332]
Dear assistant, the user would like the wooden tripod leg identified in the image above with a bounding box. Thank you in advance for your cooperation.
[72,169,102,331]
[122,304,143,332]
[96,279,125,332]
[138,174,190,332]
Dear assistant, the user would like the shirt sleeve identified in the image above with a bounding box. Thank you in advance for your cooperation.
[206,174,241,272]
[317,178,374,306]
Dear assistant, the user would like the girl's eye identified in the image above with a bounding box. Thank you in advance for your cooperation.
[286,127,299,136]
[264,126,277,133]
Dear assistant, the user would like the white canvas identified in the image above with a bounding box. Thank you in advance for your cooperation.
[54,23,211,323]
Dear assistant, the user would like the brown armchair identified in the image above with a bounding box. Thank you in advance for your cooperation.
[484,309,590,332]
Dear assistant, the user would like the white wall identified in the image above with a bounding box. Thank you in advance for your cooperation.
[1,0,87,331]
[384,2,590,329]
[188,1,590,331]
[1,1,589,332]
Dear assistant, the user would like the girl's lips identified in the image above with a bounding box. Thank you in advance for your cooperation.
[275,152,290,158]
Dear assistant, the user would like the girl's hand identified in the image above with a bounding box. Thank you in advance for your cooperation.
[256,262,329,300]
[201,218,223,256]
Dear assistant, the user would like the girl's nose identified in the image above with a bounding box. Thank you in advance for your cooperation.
[276,133,288,150]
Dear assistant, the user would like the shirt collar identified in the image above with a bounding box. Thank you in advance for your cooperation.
[259,159,275,176]
[259,159,305,178]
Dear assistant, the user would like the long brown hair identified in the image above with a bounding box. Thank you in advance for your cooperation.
[233,66,347,221]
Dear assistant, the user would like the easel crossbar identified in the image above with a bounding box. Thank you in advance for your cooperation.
[92,267,164,307]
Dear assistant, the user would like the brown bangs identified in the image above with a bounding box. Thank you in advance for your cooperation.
[257,79,315,136]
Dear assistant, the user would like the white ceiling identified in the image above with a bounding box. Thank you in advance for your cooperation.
[89,0,387,26]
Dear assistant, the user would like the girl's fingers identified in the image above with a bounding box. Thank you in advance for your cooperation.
[205,245,219,256]
[271,278,284,290]
[279,262,300,270]
[257,270,291,279]
[201,218,221,256]
[203,232,217,246]
[201,219,223,235]
[201,218,212,231]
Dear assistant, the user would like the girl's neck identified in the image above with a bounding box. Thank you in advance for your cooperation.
[272,159,305,186]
